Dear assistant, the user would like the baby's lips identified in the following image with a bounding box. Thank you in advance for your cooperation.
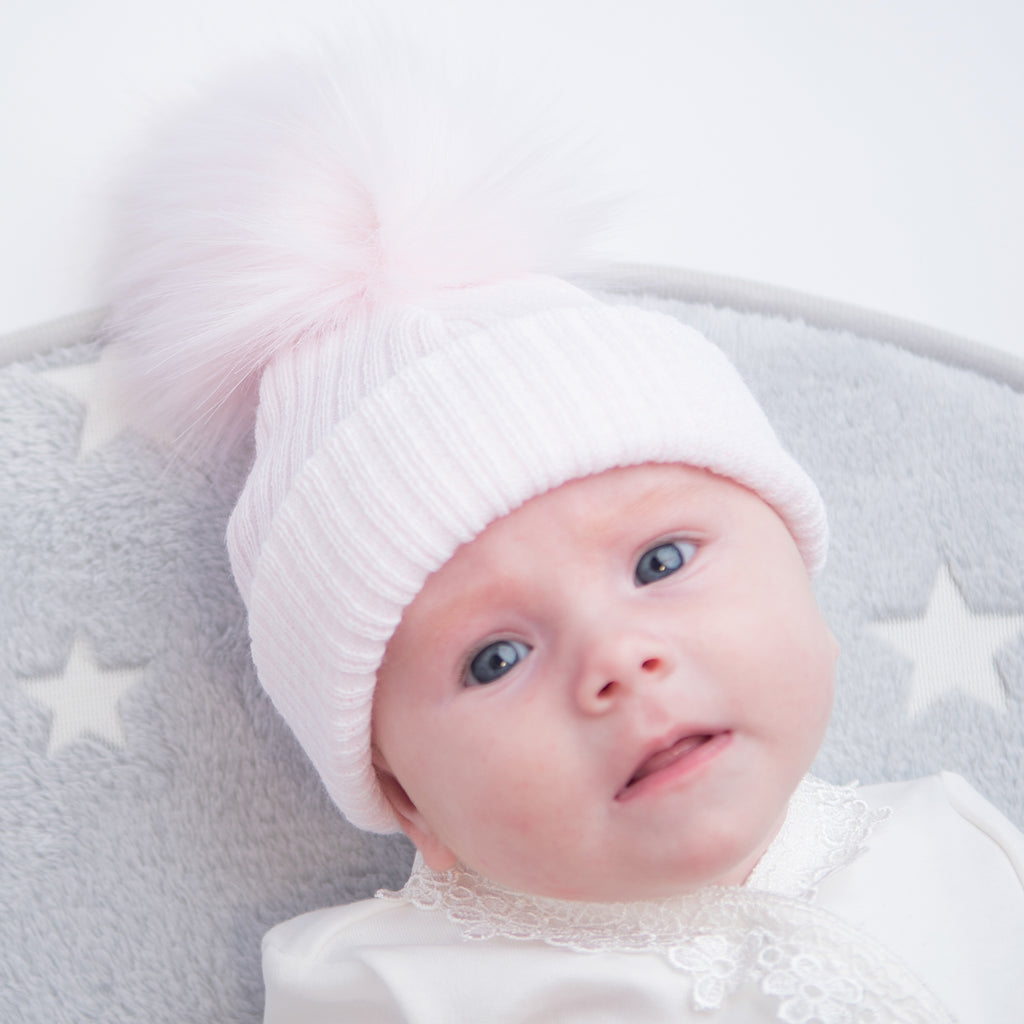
[616,728,720,797]
[627,734,712,787]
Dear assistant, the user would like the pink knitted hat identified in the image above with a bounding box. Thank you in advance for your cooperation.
[104,44,827,833]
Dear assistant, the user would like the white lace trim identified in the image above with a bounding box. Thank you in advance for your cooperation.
[378,777,953,1023]
[746,775,890,898]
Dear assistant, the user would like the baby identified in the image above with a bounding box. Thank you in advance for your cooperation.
[104,38,1024,1024]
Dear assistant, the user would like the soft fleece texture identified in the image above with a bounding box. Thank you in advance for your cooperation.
[2,266,1023,1023]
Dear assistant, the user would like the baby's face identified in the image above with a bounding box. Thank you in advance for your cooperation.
[373,463,836,901]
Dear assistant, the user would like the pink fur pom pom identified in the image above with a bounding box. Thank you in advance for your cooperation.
[102,33,608,452]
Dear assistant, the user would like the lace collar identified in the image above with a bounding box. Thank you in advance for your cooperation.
[745,774,887,898]
[378,778,952,1022]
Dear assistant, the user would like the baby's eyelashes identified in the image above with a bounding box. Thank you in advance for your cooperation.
[634,540,697,586]
[466,639,532,686]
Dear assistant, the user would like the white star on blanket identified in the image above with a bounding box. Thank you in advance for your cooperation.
[869,564,1024,719]
[21,636,146,755]
[39,357,123,453]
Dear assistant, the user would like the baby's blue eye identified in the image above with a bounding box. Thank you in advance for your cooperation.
[467,640,531,685]
[635,541,696,585]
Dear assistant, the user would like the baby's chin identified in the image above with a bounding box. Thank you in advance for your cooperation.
[462,800,793,902]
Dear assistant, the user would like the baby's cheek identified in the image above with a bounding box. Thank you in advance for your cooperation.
[801,623,838,706]
[468,740,574,834]
[475,736,560,810]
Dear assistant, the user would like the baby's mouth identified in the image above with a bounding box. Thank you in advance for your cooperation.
[618,732,723,798]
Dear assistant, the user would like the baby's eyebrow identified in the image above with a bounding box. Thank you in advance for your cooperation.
[419,573,526,637]
[583,477,702,539]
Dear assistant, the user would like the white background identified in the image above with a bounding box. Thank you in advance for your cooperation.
[2,0,1021,357]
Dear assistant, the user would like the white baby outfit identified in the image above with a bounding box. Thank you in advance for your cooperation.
[263,774,1024,1023]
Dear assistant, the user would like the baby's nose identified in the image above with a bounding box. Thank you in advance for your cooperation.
[576,631,674,712]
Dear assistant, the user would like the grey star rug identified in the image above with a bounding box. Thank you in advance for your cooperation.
[2,265,1022,1023]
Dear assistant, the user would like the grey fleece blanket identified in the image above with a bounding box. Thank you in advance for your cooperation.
[2,266,1022,1023]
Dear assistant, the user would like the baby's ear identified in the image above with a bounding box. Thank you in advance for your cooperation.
[374,760,459,872]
